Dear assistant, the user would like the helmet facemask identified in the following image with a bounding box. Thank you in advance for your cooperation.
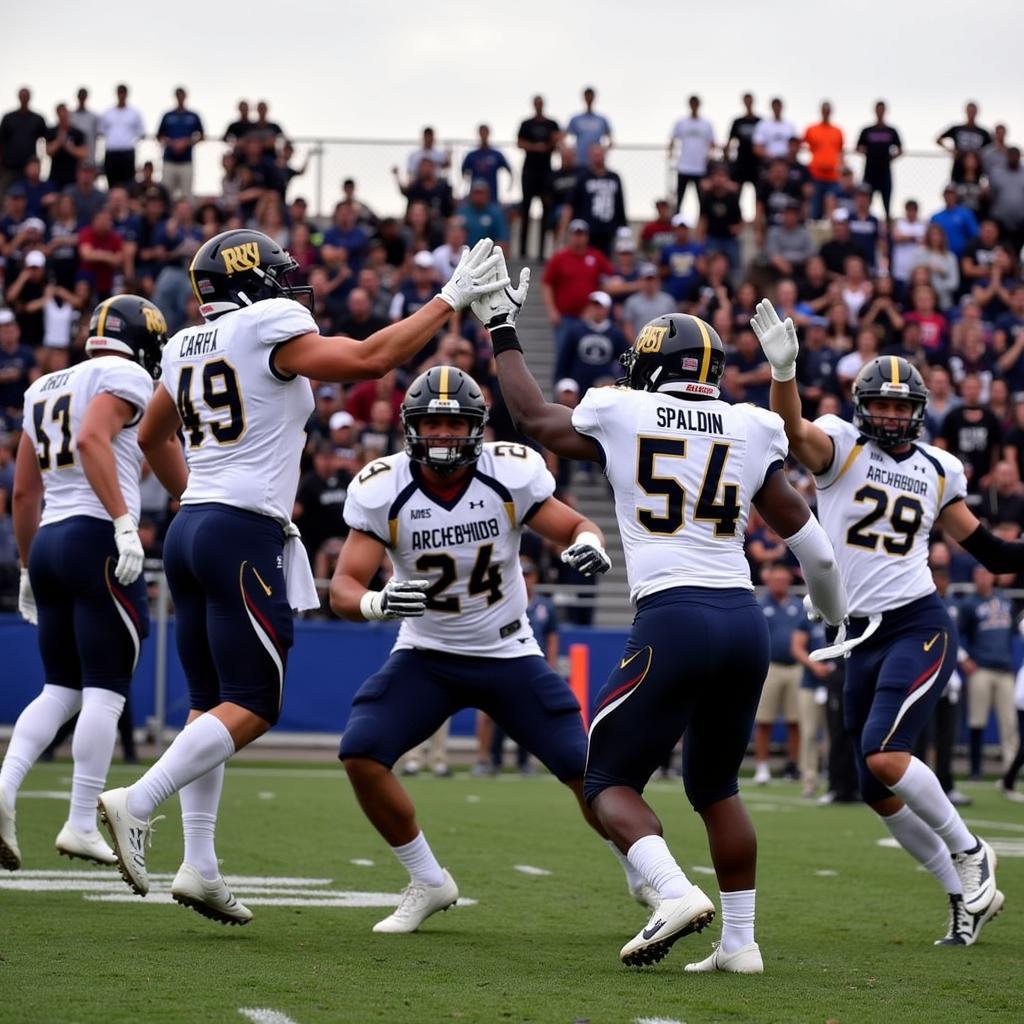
[402,407,487,475]
[853,385,926,448]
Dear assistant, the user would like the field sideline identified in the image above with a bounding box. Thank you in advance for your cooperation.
[0,760,1020,1024]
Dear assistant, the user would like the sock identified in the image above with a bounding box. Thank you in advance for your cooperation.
[882,805,963,894]
[0,685,81,809]
[720,889,756,953]
[126,714,235,819]
[180,763,224,880]
[606,839,645,890]
[626,834,692,899]
[391,831,445,887]
[888,756,975,854]
[68,688,125,832]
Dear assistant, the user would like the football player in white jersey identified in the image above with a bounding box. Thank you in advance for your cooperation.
[332,364,655,934]
[753,299,1011,945]
[480,259,847,973]
[2,296,166,871]
[98,229,508,924]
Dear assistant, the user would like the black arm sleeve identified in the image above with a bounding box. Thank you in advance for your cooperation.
[959,523,1024,573]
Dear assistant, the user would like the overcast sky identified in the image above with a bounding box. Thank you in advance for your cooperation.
[5,1,1023,216]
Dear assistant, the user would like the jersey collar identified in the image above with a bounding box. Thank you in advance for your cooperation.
[411,462,478,511]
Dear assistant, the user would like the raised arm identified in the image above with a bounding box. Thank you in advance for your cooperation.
[751,300,834,474]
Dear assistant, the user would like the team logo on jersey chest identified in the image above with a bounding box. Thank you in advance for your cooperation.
[221,241,261,274]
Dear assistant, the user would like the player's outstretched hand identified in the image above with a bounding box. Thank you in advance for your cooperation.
[113,515,145,585]
[470,248,530,331]
[18,568,37,625]
[561,531,612,577]
[438,239,510,311]
[750,299,798,382]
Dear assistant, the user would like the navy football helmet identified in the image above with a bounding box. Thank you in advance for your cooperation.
[619,313,725,397]
[85,294,168,379]
[852,356,928,448]
[401,366,488,473]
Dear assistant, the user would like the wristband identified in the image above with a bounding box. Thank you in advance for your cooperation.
[770,365,796,383]
[359,590,384,621]
[573,530,603,550]
[490,324,523,355]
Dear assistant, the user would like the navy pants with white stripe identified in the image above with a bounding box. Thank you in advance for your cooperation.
[30,516,149,695]
[843,592,958,804]
[164,503,293,725]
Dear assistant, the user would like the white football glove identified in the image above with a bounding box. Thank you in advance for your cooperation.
[113,514,145,586]
[750,299,799,382]
[470,247,530,331]
[802,594,822,623]
[560,531,612,577]
[18,568,37,625]
[360,578,430,620]
[438,238,510,311]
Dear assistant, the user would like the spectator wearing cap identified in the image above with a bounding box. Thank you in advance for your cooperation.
[622,262,676,338]
[931,183,979,259]
[554,291,628,394]
[457,178,508,248]
[157,87,205,201]
[62,160,106,227]
[562,144,626,256]
[98,84,144,189]
[819,208,862,277]
[328,409,359,465]
[45,104,87,192]
[461,124,510,202]
[70,88,100,164]
[668,95,716,214]
[764,198,815,282]
[0,88,47,200]
[803,101,845,220]
[697,162,743,275]
[659,214,705,302]
[848,184,885,270]
[6,248,47,345]
[294,442,352,566]
[566,86,613,160]
[640,198,675,260]
[986,147,1024,254]
[856,101,903,221]
[541,220,614,335]
[322,201,370,272]
[726,93,762,201]
[752,97,797,165]
[937,101,992,184]
[78,208,124,300]
[516,95,561,260]
[609,227,640,296]
[0,309,35,426]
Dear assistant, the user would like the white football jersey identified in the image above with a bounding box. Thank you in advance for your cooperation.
[22,356,153,527]
[343,443,555,657]
[160,298,316,524]
[813,415,967,616]
[572,387,789,602]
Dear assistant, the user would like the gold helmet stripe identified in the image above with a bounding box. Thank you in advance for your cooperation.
[688,315,712,383]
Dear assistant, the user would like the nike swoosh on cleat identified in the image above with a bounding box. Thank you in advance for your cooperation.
[642,919,666,940]
[923,632,941,651]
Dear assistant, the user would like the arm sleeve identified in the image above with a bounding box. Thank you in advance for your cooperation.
[784,515,848,626]
[959,524,1024,574]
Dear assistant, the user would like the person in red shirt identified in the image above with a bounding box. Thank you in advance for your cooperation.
[641,198,675,259]
[345,369,404,428]
[904,282,948,356]
[77,208,124,299]
[803,102,845,221]
[541,220,614,347]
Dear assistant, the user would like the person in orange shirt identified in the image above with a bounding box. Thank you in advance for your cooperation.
[804,102,845,221]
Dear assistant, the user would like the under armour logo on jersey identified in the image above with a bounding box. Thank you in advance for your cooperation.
[470,500,485,509]
[221,241,261,274]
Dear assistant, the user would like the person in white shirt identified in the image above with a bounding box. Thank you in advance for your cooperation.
[70,87,100,164]
[890,199,927,288]
[668,95,716,214]
[407,126,451,179]
[752,97,798,164]
[98,84,145,189]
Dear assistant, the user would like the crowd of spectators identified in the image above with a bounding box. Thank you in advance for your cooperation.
[1,83,1024,612]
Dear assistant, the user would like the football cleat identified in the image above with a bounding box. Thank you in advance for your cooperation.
[97,787,161,896]
[952,838,997,916]
[684,940,764,974]
[753,764,771,786]
[0,790,21,871]
[629,881,661,910]
[619,886,715,967]
[372,870,459,934]
[934,890,1004,946]
[171,863,253,926]
[55,823,117,865]
[996,781,1024,803]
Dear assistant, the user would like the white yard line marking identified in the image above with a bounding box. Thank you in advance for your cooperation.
[258,792,275,800]
[690,865,716,875]
[966,817,1024,834]
[239,1009,300,1024]
[636,1017,685,1024]
[86,893,480,908]
[815,869,839,876]
[19,790,71,800]
[878,836,1024,856]
[350,859,375,867]
[513,865,552,876]
[465,794,481,803]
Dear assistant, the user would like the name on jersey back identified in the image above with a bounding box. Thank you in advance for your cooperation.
[179,329,220,358]
[655,407,725,434]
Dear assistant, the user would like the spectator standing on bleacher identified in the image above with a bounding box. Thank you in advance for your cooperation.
[726,92,761,203]
[461,124,510,202]
[223,100,253,151]
[931,184,980,260]
[752,97,797,165]
[668,95,715,213]
[0,88,46,200]
[563,145,626,256]
[157,88,204,202]
[566,87,612,159]
[698,162,743,274]
[70,88,99,165]
[516,96,560,260]
[803,102,845,221]
[986,147,1024,255]
[937,102,992,184]
[856,101,903,221]
[45,104,87,192]
[98,85,144,189]
[407,126,450,179]
[251,101,283,155]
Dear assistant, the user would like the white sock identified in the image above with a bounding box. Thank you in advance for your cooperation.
[626,834,692,899]
[606,839,645,890]
[68,688,125,832]
[126,714,235,819]
[887,756,975,854]
[391,831,445,887]
[720,889,756,953]
[180,762,224,880]
[882,805,963,895]
[0,685,81,809]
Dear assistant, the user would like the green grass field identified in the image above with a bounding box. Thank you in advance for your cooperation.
[0,761,1020,1024]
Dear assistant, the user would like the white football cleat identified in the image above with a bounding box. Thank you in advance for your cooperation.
[753,764,771,786]
[684,940,764,973]
[0,790,20,871]
[171,863,253,925]
[619,885,716,967]
[97,787,160,896]
[952,838,997,916]
[934,889,1004,946]
[629,881,660,910]
[55,823,117,865]
[372,870,459,933]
